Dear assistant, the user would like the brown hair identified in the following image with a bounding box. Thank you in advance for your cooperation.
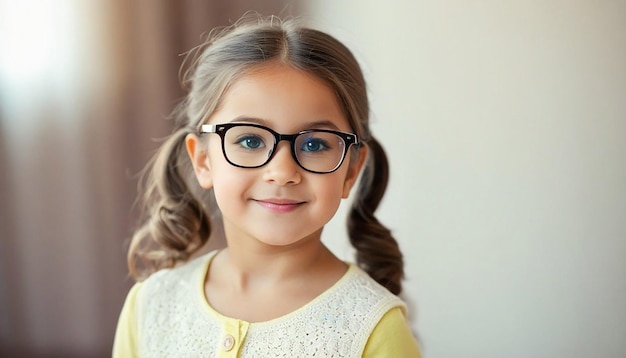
[128,14,405,294]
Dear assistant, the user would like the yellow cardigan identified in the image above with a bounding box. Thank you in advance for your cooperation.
[113,252,421,357]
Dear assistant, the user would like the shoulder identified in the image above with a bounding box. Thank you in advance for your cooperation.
[133,251,221,355]
[339,264,407,316]
[140,251,215,294]
[363,306,422,357]
[343,268,421,356]
[112,282,145,357]
[308,264,408,355]
[135,251,215,320]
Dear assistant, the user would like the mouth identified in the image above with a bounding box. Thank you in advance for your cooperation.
[253,198,306,213]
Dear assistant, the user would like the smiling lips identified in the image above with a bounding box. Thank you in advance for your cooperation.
[254,198,305,213]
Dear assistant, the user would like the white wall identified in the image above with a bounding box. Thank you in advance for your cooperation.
[309,1,626,357]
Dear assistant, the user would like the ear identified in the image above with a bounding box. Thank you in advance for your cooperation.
[185,133,213,189]
[342,145,368,198]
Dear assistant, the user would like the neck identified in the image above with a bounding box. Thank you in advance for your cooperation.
[216,228,339,290]
[204,224,349,322]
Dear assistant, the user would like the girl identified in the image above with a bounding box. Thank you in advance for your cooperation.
[113,14,421,357]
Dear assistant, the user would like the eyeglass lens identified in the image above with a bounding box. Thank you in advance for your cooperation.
[222,125,347,173]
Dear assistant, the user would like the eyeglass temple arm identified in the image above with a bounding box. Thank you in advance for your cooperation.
[200,124,217,133]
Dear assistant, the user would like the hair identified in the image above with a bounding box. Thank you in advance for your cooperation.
[128,14,405,294]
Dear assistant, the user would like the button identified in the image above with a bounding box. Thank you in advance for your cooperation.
[222,334,235,351]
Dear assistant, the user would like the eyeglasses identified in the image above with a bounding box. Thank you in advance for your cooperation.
[201,123,359,174]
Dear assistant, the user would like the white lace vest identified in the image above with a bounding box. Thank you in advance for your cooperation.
[136,252,404,357]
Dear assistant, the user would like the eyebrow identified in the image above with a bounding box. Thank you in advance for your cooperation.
[227,116,341,131]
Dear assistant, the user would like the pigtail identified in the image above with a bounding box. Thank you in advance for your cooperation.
[128,125,212,281]
[348,137,404,295]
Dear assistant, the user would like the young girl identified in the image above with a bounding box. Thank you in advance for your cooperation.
[113,14,421,357]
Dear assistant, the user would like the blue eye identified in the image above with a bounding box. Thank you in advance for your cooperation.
[236,135,265,150]
[300,137,329,152]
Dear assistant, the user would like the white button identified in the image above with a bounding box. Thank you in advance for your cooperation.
[222,334,235,351]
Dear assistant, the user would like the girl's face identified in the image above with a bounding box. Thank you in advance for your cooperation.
[187,64,366,250]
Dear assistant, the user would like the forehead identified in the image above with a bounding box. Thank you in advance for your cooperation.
[209,64,350,132]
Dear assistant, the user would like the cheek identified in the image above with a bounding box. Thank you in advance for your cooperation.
[210,170,253,222]
[314,175,348,211]
[211,165,249,193]
[314,187,345,228]
[206,149,249,202]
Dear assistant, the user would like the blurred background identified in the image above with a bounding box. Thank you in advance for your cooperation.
[1,1,625,357]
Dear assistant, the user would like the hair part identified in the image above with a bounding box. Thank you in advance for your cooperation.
[127,14,405,294]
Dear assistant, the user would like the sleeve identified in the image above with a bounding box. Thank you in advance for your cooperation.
[362,306,422,358]
[112,282,143,358]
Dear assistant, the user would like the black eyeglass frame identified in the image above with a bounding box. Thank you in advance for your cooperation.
[200,123,360,174]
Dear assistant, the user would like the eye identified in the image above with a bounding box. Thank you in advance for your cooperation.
[300,136,330,152]
[235,135,265,150]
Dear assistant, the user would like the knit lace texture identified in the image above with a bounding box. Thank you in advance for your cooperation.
[137,252,404,357]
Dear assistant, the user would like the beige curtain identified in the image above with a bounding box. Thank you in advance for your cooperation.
[0,1,295,356]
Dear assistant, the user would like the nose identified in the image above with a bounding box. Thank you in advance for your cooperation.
[262,142,301,185]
